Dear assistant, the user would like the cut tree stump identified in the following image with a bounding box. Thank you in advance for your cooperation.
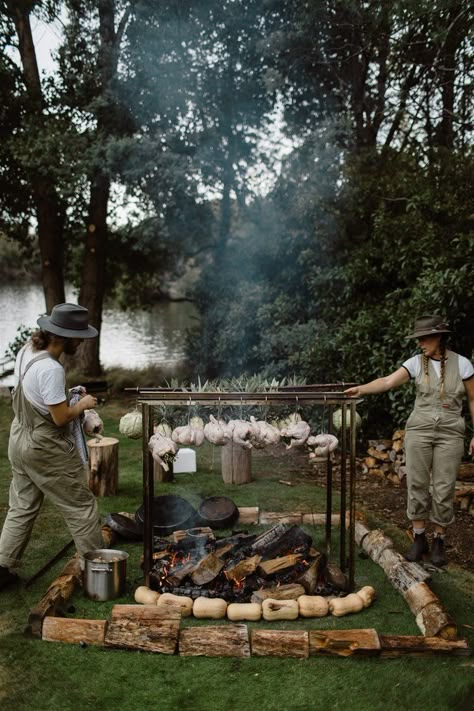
[309,629,381,657]
[221,441,251,484]
[179,624,250,657]
[251,629,309,658]
[154,459,174,483]
[104,604,181,654]
[42,617,107,645]
[87,437,119,496]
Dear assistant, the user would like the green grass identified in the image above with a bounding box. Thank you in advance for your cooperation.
[0,398,473,711]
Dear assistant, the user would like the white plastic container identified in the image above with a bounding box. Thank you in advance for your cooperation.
[173,447,197,474]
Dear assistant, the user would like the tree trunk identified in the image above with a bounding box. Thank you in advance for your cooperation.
[27,554,83,637]
[87,437,119,496]
[221,441,251,484]
[42,617,107,645]
[179,624,250,657]
[309,629,381,657]
[251,629,309,658]
[104,604,181,654]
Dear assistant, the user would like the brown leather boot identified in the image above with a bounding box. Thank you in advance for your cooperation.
[405,532,429,562]
[430,535,447,567]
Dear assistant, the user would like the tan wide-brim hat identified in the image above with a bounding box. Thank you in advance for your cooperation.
[37,303,98,339]
[406,314,452,340]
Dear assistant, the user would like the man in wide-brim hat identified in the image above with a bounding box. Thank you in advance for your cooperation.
[345,314,474,566]
[0,304,104,590]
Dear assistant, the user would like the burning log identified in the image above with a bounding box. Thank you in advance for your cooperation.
[42,617,107,645]
[297,554,326,594]
[104,604,181,654]
[309,629,381,657]
[191,553,226,586]
[258,554,303,578]
[253,525,312,559]
[179,624,250,657]
[251,583,305,604]
[251,630,309,658]
[224,554,261,582]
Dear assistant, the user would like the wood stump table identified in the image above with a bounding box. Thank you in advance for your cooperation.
[221,442,252,484]
[87,437,119,496]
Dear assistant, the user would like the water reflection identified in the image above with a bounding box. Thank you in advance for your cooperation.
[0,284,198,375]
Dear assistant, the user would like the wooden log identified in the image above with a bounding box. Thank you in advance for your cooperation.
[258,554,303,577]
[379,635,470,657]
[297,554,325,594]
[251,630,309,658]
[87,437,119,496]
[392,440,404,453]
[153,458,174,483]
[237,506,259,525]
[415,601,458,639]
[250,524,290,553]
[252,525,312,559]
[105,604,181,654]
[392,429,405,442]
[368,439,392,451]
[221,441,251,485]
[191,553,226,585]
[369,468,386,479]
[259,511,303,525]
[251,583,305,604]
[302,513,348,527]
[225,554,261,582]
[42,617,107,645]
[364,456,378,468]
[309,629,381,657]
[367,447,390,462]
[458,463,474,480]
[27,554,83,637]
[179,624,250,657]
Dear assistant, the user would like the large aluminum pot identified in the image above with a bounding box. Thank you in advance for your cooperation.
[84,549,129,601]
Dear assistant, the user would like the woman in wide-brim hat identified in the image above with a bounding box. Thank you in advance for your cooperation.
[0,303,104,591]
[345,314,474,567]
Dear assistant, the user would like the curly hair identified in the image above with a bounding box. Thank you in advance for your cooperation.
[30,329,53,351]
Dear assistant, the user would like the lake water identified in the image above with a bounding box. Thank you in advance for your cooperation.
[0,284,198,382]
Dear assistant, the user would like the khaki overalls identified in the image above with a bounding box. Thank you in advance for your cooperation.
[0,352,103,570]
[404,350,465,527]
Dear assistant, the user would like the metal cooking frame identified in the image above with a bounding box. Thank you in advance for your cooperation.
[133,387,362,591]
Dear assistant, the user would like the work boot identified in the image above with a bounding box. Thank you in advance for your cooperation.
[430,535,447,567]
[0,566,19,591]
[405,532,429,562]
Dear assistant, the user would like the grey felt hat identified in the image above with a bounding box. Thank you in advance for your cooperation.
[37,303,98,339]
[405,314,452,340]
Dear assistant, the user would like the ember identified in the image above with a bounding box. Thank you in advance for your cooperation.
[150,524,346,601]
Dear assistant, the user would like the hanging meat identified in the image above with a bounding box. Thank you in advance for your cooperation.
[228,419,253,448]
[172,424,205,447]
[307,433,339,461]
[148,432,177,471]
[204,415,232,446]
[83,409,103,436]
[279,420,311,448]
[249,416,280,448]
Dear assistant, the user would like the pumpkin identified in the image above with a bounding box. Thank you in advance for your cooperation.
[332,408,362,432]
[355,585,376,608]
[193,596,228,619]
[157,592,193,617]
[262,598,299,621]
[134,586,160,605]
[119,410,142,439]
[329,593,364,617]
[227,603,262,622]
[297,595,329,618]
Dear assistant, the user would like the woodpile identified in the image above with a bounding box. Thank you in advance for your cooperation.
[361,431,406,486]
[455,464,474,514]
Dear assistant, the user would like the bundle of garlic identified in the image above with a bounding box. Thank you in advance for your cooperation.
[307,433,339,462]
[119,410,142,439]
[172,424,205,447]
[279,419,311,448]
[148,431,177,471]
[249,416,280,448]
[203,415,232,446]
[83,409,103,437]
[328,585,376,617]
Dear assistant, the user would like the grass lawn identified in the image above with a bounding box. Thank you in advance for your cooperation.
[0,398,473,711]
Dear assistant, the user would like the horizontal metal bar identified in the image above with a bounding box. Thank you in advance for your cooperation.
[135,391,362,405]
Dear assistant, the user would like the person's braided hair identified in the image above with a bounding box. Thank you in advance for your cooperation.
[422,335,448,398]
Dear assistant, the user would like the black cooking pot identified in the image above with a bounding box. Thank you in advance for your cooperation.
[105,512,143,541]
[198,496,239,529]
[135,494,197,536]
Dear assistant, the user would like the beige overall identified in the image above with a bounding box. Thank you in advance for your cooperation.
[0,352,103,570]
[404,350,465,527]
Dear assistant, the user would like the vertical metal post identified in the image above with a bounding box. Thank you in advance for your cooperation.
[349,400,357,591]
[339,402,347,573]
[142,402,154,586]
[325,404,333,556]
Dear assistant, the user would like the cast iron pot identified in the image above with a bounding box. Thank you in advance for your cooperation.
[135,494,197,536]
[105,512,143,541]
[198,496,239,529]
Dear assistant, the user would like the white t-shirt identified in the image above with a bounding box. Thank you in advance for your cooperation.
[14,343,67,416]
[402,353,474,381]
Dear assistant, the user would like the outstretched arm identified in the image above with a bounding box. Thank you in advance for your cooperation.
[344,367,410,397]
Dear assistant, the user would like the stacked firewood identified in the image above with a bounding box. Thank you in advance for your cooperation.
[361,430,406,486]
[455,463,474,516]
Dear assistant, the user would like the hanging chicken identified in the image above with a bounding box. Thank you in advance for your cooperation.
[203,415,232,446]
[228,419,253,448]
[279,419,311,448]
[249,416,280,448]
[307,433,339,461]
[148,431,177,471]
